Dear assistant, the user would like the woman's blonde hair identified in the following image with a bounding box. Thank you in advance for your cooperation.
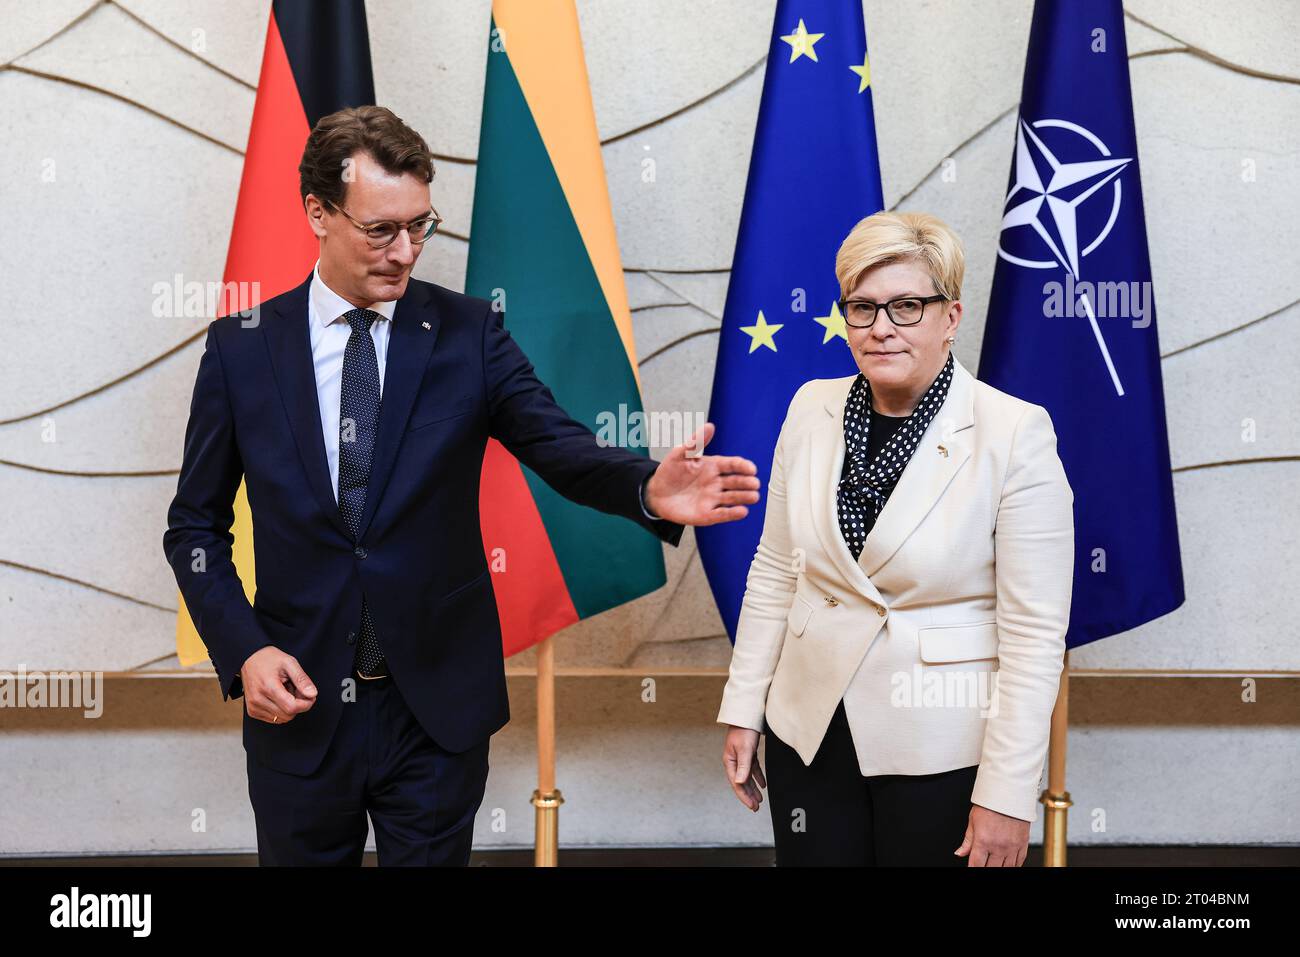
[834,211,964,301]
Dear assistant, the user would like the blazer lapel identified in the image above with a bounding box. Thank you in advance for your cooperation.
[814,356,977,588]
[809,401,888,609]
[353,280,440,542]
[264,272,354,542]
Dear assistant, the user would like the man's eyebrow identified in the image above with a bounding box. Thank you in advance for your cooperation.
[397,208,434,222]
[363,208,434,224]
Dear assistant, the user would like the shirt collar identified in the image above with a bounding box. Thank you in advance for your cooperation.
[310,259,398,329]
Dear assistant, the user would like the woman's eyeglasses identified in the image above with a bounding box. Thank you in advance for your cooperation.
[837,294,948,327]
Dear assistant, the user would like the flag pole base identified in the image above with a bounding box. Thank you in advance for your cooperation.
[531,788,564,867]
[1040,789,1072,867]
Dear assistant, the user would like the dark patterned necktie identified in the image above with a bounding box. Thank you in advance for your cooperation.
[337,308,386,676]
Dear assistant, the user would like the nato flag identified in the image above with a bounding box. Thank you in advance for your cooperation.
[978,0,1184,648]
[697,0,884,640]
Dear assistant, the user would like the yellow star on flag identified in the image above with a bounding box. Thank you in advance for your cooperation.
[740,310,783,353]
[849,52,871,92]
[814,301,848,343]
[780,19,825,63]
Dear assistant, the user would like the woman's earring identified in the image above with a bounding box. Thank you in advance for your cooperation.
[945,335,956,344]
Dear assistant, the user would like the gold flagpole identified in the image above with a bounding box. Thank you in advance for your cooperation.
[531,635,563,866]
[1040,650,1071,866]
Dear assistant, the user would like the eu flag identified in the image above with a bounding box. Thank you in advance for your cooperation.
[978,0,1184,648]
[697,0,884,640]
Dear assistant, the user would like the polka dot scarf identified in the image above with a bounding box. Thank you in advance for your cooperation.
[836,352,955,560]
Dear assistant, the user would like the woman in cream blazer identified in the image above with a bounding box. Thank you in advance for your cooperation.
[718,211,1074,867]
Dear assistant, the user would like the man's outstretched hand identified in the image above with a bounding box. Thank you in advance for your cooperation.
[644,422,761,525]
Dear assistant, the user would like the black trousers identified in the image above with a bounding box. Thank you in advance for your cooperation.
[763,700,977,866]
[245,673,490,866]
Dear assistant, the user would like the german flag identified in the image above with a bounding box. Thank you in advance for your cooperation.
[467,1,667,657]
[175,0,375,666]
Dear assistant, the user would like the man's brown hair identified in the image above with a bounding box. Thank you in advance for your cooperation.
[299,105,435,210]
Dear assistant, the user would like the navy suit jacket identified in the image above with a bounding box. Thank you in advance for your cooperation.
[163,272,684,776]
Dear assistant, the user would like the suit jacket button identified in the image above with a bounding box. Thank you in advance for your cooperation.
[346,631,356,645]
[876,605,887,617]
[354,546,367,559]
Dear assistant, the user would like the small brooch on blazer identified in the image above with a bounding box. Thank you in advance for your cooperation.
[421,321,432,330]
[937,444,949,458]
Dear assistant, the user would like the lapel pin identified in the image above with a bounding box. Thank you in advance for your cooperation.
[421,321,431,330]
[937,444,949,458]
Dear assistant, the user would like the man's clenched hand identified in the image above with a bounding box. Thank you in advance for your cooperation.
[241,646,318,724]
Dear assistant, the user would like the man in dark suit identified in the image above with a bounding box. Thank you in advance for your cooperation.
[163,106,759,865]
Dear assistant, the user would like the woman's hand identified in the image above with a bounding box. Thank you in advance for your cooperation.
[954,804,1031,866]
[723,725,766,811]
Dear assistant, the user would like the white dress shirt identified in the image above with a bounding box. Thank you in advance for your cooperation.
[307,259,664,520]
[308,260,396,502]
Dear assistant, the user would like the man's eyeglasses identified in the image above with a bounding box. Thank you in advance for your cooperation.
[326,199,442,248]
[837,294,948,328]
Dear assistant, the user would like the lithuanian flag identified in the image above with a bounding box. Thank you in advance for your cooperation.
[175,0,375,666]
[467,1,667,657]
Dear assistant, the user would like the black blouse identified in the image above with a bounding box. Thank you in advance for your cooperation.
[840,407,909,541]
